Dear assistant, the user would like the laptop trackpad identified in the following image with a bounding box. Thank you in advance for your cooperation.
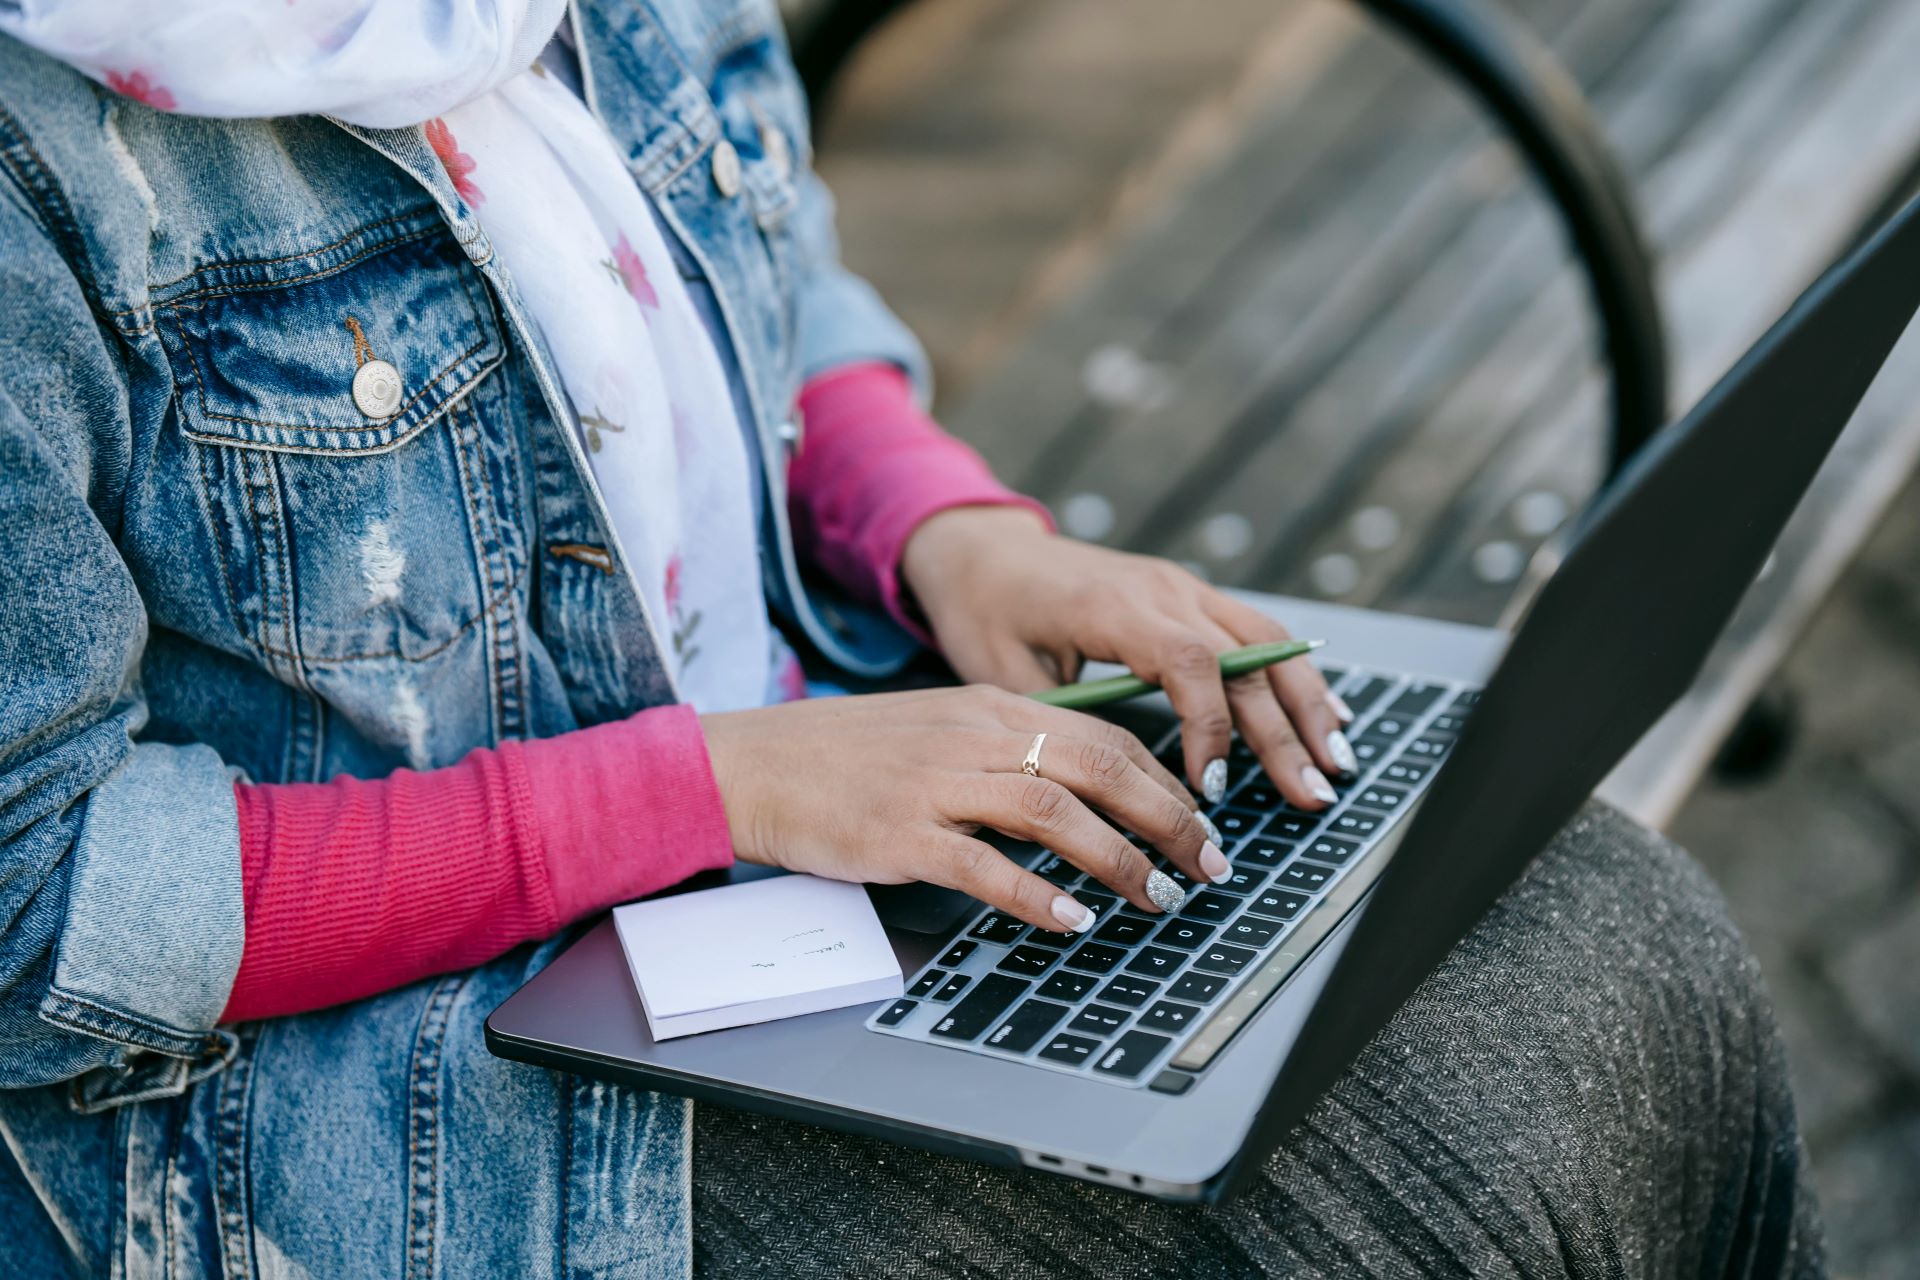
[870,834,1046,934]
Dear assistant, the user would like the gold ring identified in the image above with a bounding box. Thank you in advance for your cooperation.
[1021,732,1047,778]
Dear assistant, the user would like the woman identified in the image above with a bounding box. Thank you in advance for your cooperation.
[0,2,1821,1276]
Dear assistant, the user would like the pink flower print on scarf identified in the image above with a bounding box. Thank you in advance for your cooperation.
[425,118,484,206]
[104,70,176,110]
[777,651,809,703]
[601,233,659,309]
[664,553,703,670]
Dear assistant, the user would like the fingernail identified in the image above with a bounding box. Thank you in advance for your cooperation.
[1201,757,1228,805]
[1326,730,1358,776]
[1199,842,1231,884]
[1051,894,1097,933]
[1145,869,1187,913]
[1196,810,1224,847]
[1328,693,1355,724]
[1301,765,1338,805]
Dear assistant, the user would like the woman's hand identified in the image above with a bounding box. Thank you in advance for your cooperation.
[701,687,1228,931]
[901,507,1356,811]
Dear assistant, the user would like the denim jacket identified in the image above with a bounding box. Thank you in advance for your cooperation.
[0,3,925,1273]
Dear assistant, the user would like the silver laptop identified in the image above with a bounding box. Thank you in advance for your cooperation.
[487,191,1920,1202]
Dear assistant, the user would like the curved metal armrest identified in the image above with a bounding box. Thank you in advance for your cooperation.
[792,0,1671,479]
[1353,0,1668,479]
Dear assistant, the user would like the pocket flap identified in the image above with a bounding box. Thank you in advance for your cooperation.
[158,215,505,455]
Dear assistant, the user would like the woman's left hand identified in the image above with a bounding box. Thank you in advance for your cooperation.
[901,506,1358,810]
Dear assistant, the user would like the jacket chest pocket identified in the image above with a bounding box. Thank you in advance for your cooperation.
[157,215,523,672]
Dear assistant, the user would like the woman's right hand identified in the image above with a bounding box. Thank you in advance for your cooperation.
[700,686,1229,934]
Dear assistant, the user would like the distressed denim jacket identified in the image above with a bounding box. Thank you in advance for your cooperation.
[0,3,926,1273]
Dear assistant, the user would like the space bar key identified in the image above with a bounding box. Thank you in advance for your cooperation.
[929,974,1031,1042]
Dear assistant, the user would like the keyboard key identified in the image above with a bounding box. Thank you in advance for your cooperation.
[1366,714,1417,740]
[1329,812,1381,840]
[1031,853,1083,887]
[935,940,977,968]
[1351,736,1395,766]
[1404,736,1452,760]
[1037,971,1097,1003]
[907,969,946,999]
[1170,972,1228,1004]
[929,975,1029,1041]
[934,974,971,1001]
[1064,942,1128,974]
[1212,808,1263,840]
[1222,915,1281,948]
[1233,782,1283,810]
[1304,835,1362,864]
[996,945,1060,978]
[1068,1003,1131,1038]
[1248,888,1309,919]
[1316,665,1347,684]
[1099,975,1161,1009]
[876,998,917,1027]
[1038,1033,1101,1066]
[1094,915,1157,946]
[1139,1000,1203,1034]
[1268,813,1316,839]
[1152,918,1215,951]
[1124,946,1186,978]
[969,913,1024,945]
[1226,739,1258,768]
[1380,759,1432,785]
[1079,890,1120,918]
[1276,861,1336,894]
[1428,712,1468,735]
[985,999,1070,1053]
[1387,683,1445,717]
[1337,675,1394,717]
[1021,927,1077,950]
[1180,891,1240,923]
[1450,690,1481,710]
[1218,867,1265,895]
[1093,1029,1173,1079]
[1192,943,1259,975]
[1355,782,1409,812]
[1238,839,1294,868]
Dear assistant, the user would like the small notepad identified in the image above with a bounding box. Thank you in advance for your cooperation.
[612,874,903,1041]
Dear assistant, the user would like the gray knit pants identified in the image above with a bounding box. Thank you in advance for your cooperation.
[690,804,1825,1277]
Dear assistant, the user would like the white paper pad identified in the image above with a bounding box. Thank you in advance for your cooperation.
[612,874,903,1040]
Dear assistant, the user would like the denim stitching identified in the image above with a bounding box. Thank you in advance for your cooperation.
[42,987,217,1051]
[131,209,439,306]
[192,433,265,657]
[213,1025,261,1280]
[447,394,507,738]
[405,975,465,1280]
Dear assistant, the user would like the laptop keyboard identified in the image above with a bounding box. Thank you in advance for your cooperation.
[866,666,1478,1091]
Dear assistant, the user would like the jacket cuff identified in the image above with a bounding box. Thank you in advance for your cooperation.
[42,743,244,1060]
[518,704,736,923]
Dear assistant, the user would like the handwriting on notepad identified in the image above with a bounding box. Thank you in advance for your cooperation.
[750,933,850,967]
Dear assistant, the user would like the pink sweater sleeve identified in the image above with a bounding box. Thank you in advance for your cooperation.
[787,361,1052,639]
[222,705,733,1022]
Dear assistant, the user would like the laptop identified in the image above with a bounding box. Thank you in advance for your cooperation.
[487,189,1920,1202]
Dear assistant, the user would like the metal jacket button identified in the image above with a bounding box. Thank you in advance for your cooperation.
[352,359,404,419]
[711,139,742,197]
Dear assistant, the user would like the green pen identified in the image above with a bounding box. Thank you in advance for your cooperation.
[1029,638,1326,710]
